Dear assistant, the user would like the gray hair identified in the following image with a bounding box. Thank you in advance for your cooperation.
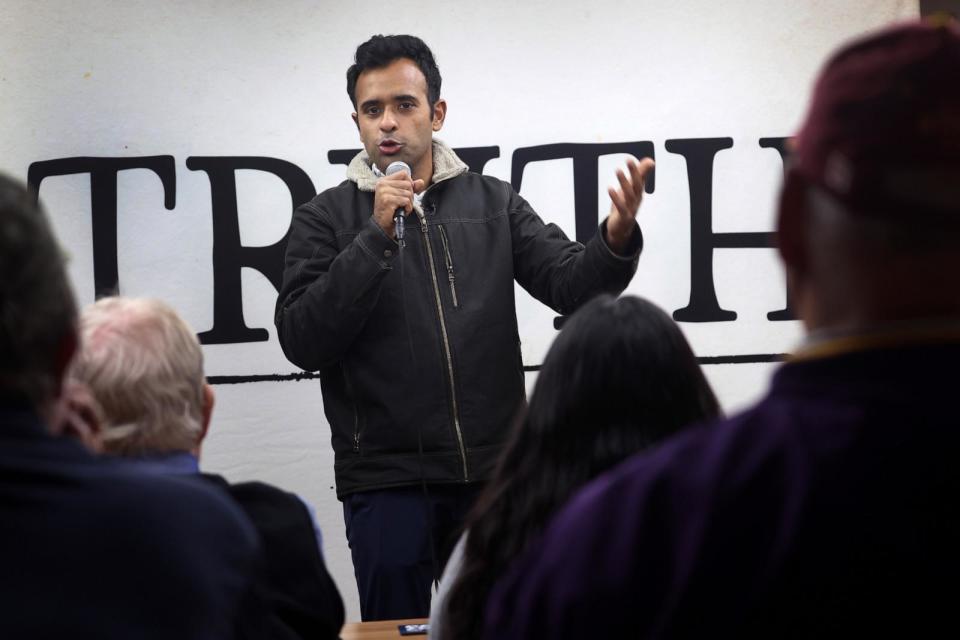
[0,174,77,408]
[72,297,206,455]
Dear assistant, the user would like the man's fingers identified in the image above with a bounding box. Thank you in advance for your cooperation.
[373,175,418,234]
[387,195,413,214]
[381,190,415,215]
[616,169,633,200]
[379,186,414,204]
[614,168,640,215]
[384,171,423,197]
[608,186,628,216]
[376,172,423,225]
[383,171,413,184]
[610,158,656,216]
[379,181,414,196]
[626,161,643,197]
[630,158,655,195]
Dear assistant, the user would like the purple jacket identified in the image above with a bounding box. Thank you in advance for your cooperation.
[485,340,960,638]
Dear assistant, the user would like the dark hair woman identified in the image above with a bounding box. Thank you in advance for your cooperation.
[428,294,721,640]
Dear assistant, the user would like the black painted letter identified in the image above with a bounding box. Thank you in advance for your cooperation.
[28,156,176,299]
[758,137,796,321]
[667,138,793,322]
[186,156,315,344]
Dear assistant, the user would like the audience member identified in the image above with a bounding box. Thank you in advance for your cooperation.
[430,294,720,639]
[0,173,259,638]
[50,379,104,452]
[72,296,345,640]
[484,18,960,638]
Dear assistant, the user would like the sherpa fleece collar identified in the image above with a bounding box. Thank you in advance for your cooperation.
[345,139,468,194]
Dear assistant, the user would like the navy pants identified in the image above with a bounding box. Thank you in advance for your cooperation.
[342,484,482,621]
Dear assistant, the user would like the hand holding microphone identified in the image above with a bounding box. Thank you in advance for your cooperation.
[373,161,424,243]
[386,161,411,244]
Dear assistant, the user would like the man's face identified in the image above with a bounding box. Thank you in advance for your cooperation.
[352,58,445,180]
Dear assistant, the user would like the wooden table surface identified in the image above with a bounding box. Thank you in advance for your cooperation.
[340,618,429,640]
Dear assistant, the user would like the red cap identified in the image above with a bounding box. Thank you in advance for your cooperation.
[793,18,960,220]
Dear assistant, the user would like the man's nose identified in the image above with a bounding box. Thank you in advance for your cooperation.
[380,108,398,131]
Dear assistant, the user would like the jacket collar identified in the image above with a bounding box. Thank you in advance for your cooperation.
[122,450,200,476]
[345,138,468,194]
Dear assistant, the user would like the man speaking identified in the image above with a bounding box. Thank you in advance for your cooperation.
[274,34,653,620]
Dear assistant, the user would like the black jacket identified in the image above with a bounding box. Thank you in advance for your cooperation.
[202,475,345,640]
[275,142,642,497]
[0,401,259,639]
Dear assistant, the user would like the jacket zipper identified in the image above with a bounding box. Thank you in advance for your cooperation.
[418,211,469,481]
[343,364,361,453]
[437,225,459,308]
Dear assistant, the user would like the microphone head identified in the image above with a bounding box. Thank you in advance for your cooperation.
[385,161,411,177]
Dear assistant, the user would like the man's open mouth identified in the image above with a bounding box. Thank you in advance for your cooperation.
[378,140,403,155]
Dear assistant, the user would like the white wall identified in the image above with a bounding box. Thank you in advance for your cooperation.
[2,0,917,621]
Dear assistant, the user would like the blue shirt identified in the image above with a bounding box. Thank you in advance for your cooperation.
[124,451,325,557]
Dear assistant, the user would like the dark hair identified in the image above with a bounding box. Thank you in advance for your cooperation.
[346,34,442,110]
[442,295,721,639]
[0,174,77,408]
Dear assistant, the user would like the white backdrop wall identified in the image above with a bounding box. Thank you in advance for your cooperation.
[2,0,917,621]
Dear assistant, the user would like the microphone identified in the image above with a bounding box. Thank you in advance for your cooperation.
[385,161,411,245]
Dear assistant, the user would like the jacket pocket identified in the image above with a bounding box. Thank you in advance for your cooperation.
[438,225,459,309]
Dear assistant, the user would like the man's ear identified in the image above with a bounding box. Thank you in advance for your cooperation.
[199,383,215,445]
[351,112,360,131]
[432,99,447,132]
[777,170,809,274]
[55,381,105,454]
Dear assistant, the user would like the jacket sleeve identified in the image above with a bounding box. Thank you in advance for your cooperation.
[274,200,398,371]
[508,189,643,315]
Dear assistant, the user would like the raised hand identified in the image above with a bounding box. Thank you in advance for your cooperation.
[606,158,655,254]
